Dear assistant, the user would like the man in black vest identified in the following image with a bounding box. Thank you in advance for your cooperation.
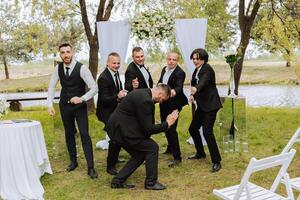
[47,43,98,179]
[125,47,153,92]
[158,52,188,167]
[96,52,127,175]
[106,84,179,190]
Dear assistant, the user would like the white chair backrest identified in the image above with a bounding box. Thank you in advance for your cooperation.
[233,149,296,200]
[282,127,300,154]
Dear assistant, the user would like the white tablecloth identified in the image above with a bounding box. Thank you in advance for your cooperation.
[0,120,52,200]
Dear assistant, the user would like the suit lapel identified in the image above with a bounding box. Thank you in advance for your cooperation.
[167,66,179,85]
[197,64,206,80]
[105,68,118,92]
[134,64,148,86]
[159,67,166,83]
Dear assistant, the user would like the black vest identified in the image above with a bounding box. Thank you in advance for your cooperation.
[58,62,86,104]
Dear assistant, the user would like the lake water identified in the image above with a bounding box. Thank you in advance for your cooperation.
[0,85,299,108]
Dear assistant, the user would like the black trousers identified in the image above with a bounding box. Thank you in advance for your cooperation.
[112,138,159,185]
[59,103,94,168]
[188,108,221,164]
[107,140,121,170]
[161,111,181,160]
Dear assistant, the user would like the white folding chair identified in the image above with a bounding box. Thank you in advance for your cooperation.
[281,127,300,200]
[213,149,296,200]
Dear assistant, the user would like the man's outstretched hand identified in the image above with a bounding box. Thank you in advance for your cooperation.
[166,110,179,127]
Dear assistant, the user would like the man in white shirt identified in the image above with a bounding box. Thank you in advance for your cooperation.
[47,43,98,179]
[158,52,188,167]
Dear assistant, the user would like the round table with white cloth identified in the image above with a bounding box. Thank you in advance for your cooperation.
[0,120,52,200]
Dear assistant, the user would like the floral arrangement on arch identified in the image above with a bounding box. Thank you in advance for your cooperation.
[131,10,175,41]
[0,99,9,119]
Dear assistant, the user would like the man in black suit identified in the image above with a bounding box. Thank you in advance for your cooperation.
[158,52,188,167]
[106,84,179,190]
[47,43,98,179]
[125,47,153,92]
[96,52,127,175]
[188,48,222,173]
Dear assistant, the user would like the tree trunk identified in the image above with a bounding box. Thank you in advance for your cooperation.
[79,0,114,112]
[86,40,99,112]
[88,41,99,80]
[234,35,249,95]
[234,0,260,95]
[285,49,291,67]
[3,55,9,79]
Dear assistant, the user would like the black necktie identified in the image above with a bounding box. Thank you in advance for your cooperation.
[114,73,120,92]
[66,67,70,79]
[138,64,145,69]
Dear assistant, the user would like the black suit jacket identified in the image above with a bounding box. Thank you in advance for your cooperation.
[106,89,168,146]
[96,68,121,124]
[158,65,188,117]
[191,63,222,112]
[125,62,153,92]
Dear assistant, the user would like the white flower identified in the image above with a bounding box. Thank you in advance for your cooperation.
[130,10,174,41]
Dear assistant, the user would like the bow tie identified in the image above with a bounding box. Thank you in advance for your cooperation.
[138,64,145,68]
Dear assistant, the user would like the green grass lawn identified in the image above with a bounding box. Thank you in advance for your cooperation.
[2,106,300,199]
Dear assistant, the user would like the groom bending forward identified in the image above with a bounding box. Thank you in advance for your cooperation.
[106,84,178,190]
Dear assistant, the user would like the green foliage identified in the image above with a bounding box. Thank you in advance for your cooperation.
[31,0,84,54]
[252,1,300,64]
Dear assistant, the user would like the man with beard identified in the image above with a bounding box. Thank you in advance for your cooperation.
[47,43,98,179]
[125,47,153,92]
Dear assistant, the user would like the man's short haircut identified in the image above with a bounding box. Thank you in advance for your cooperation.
[167,51,179,60]
[190,48,209,64]
[132,47,144,55]
[107,52,120,63]
[108,52,120,58]
[59,43,72,51]
[157,83,171,98]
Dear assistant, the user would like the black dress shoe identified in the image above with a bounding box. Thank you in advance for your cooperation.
[87,168,98,179]
[107,167,118,175]
[145,182,166,190]
[211,163,221,173]
[117,159,126,163]
[66,162,78,172]
[111,182,135,189]
[168,159,182,168]
[188,154,206,160]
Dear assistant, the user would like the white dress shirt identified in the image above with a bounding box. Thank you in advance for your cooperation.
[135,63,150,88]
[47,59,98,107]
[107,67,121,89]
[194,65,203,84]
[162,66,177,84]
